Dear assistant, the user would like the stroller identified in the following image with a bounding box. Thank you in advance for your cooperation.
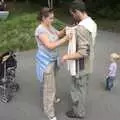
[0,51,20,103]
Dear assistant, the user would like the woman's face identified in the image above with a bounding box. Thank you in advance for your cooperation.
[43,13,54,25]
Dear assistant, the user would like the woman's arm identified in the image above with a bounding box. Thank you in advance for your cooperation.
[38,34,68,50]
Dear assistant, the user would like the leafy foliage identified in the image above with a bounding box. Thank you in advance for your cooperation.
[0,12,64,52]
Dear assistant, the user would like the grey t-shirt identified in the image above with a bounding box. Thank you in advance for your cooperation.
[35,24,59,57]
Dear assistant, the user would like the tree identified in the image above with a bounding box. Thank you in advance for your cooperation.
[48,0,53,8]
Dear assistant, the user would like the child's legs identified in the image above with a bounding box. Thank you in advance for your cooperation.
[109,77,115,88]
[106,77,110,89]
[106,77,115,90]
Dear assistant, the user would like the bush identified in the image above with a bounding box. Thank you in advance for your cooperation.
[96,6,120,19]
[0,13,65,52]
[86,0,120,20]
[0,13,37,52]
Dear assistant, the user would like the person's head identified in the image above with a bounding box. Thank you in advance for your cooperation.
[69,1,87,22]
[110,53,120,62]
[0,1,4,11]
[0,0,6,11]
[37,7,54,26]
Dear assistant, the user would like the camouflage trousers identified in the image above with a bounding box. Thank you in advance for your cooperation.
[70,74,89,117]
[40,62,56,119]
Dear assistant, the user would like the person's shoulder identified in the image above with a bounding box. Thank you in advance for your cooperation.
[89,17,97,27]
[35,24,47,35]
[76,25,86,31]
[35,24,43,31]
[35,25,42,35]
[76,25,90,35]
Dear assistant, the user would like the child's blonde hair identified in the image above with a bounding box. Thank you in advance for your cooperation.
[110,53,120,60]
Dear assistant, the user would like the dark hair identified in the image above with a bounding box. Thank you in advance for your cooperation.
[70,1,86,13]
[37,7,53,21]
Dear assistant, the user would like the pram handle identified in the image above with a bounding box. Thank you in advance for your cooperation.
[2,55,10,63]
[0,51,15,63]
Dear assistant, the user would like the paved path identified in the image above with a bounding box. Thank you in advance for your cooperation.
[0,31,120,120]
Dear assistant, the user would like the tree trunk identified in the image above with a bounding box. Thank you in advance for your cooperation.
[48,0,54,9]
[48,0,50,8]
[51,0,53,8]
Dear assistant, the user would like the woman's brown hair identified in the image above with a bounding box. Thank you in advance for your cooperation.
[37,7,53,21]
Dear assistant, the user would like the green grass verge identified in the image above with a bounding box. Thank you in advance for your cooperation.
[0,2,120,52]
[0,13,37,52]
[0,5,65,52]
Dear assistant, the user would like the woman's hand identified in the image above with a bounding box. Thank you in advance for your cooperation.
[58,28,66,38]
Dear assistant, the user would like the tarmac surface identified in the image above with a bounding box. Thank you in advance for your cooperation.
[0,30,120,120]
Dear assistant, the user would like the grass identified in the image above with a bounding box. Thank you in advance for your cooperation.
[0,13,37,52]
[0,2,65,52]
[0,2,120,52]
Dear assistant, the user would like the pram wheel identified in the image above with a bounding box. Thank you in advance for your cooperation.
[0,86,13,103]
[0,95,12,103]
